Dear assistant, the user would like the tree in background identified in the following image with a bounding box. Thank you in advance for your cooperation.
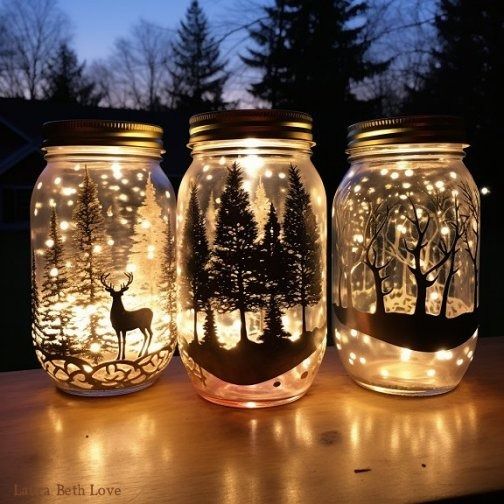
[242,0,388,191]
[31,252,44,349]
[168,0,228,111]
[253,177,270,242]
[159,215,177,339]
[405,0,504,188]
[283,165,321,334]
[211,163,261,343]
[42,42,101,106]
[0,0,70,99]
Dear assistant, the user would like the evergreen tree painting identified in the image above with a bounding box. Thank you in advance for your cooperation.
[182,184,211,342]
[130,174,165,296]
[283,165,322,334]
[72,168,110,358]
[31,251,44,350]
[259,203,289,342]
[159,215,177,339]
[211,163,261,344]
[40,207,74,354]
[168,0,228,111]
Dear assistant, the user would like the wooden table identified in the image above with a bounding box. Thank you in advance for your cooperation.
[1,340,504,504]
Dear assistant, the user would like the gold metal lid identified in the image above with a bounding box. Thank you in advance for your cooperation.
[188,109,313,147]
[347,115,466,150]
[42,119,164,152]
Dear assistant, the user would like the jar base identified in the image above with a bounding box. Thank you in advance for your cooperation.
[55,379,156,397]
[353,378,457,397]
[197,391,306,409]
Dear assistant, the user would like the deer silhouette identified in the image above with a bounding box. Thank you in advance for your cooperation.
[100,272,153,360]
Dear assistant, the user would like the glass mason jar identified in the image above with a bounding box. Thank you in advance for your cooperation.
[31,120,177,396]
[332,116,480,396]
[177,110,327,408]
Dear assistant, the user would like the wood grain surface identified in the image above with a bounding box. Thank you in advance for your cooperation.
[1,340,504,503]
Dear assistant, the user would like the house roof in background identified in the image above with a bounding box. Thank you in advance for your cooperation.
[0,98,192,180]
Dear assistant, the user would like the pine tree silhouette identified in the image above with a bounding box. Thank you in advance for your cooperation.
[159,215,177,339]
[182,184,210,342]
[202,304,219,347]
[259,203,289,342]
[42,42,101,106]
[283,165,322,334]
[41,207,73,354]
[72,167,109,354]
[168,0,228,111]
[211,163,261,343]
[31,251,44,350]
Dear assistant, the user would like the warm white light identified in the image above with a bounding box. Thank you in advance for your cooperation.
[400,348,412,362]
[436,350,453,361]
[435,180,444,189]
[93,245,102,253]
[49,267,58,277]
[390,172,399,179]
[441,226,450,235]
[54,177,62,185]
[112,162,122,179]
[427,369,436,377]
[354,184,361,193]
[402,182,411,189]
[450,171,457,179]
[359,357,366,365]
[380,169,388,176]
[90,343,101,353]
[265,170,273,178]
[37,182,43,189]
[349,352,356,360]
[107,239,114,246]
[480,186,490,195]
[456,358,464,366]
[126,263,137,273]
[353,234,364,243]
[380,368,389,378]
[350,329,358,338]
[430,291,440,301]
[45,239,54,248]
[141,220,151,229]
[242,155,264,172]
[60,221,69,231]
[405,169,414,177]
[278,172,286,179]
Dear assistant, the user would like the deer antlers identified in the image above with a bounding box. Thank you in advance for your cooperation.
[100,272,134,293]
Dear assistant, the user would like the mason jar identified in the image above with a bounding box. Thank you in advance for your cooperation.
[332,116,480,395]
[31,120,177,396]
[177,110,327,408]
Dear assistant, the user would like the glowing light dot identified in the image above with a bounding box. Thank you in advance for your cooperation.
[348,358,354,365]
[336,344,342,350]
[405,169,414,177]
[112,162,122,179]
[137,173,144,180]
[359,357,366,365]
[107,239,114,246]
[90,343,101,353]
[203,165,210,172]
[385,183,392,189]
[54,177,62,185]
[49,199,56,207]
[427,369,436,377]
[467,350,474,359]
[390,172,399,179]
[399,194,407,200]
[67,200,74,206]
[206,174,213,180]
[426,184,434,191]
[265,170,273,178]
[353,184,361,193]
[349,352,356,360]
[215,197,221,204]
[50,267,58,277]
[368,187,375,194]
[436,350,453,361]
[218,156,226,165]
[141,220,151,229]
[430,291,440,301]
[119,194,128,202]
[278,172,286,179]
[101,174,108,180]
[121,178,129,185]
[45,239,54,248]
[402,182,411,189]
[60,221,69,231]
[397,224,407,234]
[93,245,102,253]
[62,187,75,196]
[165,191,171,199]
[456,358,464,366]
[380,169,388,176]
[353,234,364,244]
[363,335,370,345]
[400,348,412,362]
[480,187,490,195]
[441,226,450,236]
[450,171,457,179]
[34,209,38,216]
[37,182,43,189]
[380,369,389,378]
[350,329,358,338]
[147,245,155,252]
[435,181,444,189]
